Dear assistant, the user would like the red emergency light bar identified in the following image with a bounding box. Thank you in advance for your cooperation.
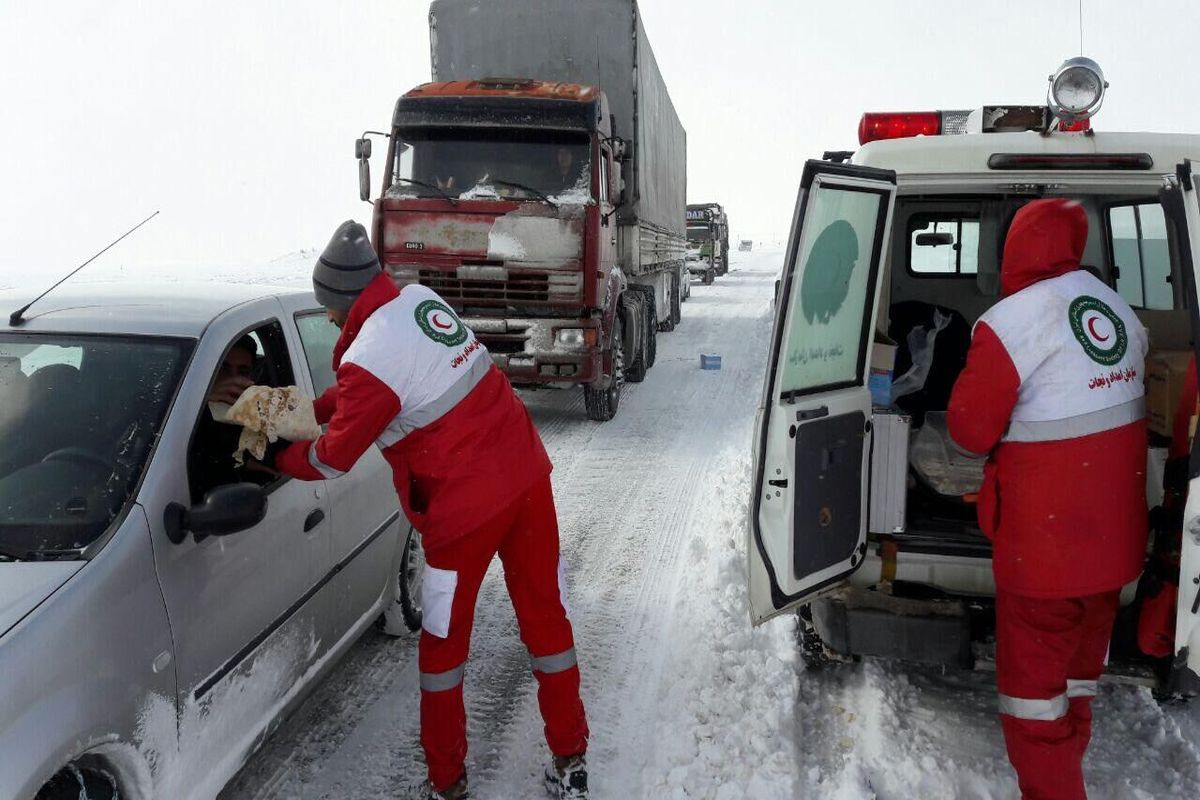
[858,112,942,145]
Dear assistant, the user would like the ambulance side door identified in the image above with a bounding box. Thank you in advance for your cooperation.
[1166,160,1200,694]
[748,159,896,625]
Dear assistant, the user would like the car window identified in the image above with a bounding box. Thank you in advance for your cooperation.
[1110,202,1173,310]
[188,321,297,503]
[295,312,340,397]
[908,215,980,276]
[0,334,191,557]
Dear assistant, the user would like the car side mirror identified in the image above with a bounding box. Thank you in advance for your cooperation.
[165,483,267,544]
[915,232,955,247]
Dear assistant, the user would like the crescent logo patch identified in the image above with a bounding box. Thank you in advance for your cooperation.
[415,299,468,347]
[1069,296,1127,366]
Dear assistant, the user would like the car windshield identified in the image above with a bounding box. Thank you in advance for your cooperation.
[386,129,591,201]
[0,334,190,559]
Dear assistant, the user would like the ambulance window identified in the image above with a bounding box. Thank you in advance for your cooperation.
[908,215,980,276]
[1109,203,1172,310]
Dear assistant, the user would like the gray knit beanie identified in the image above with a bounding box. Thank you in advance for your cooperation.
[313,220,382,313]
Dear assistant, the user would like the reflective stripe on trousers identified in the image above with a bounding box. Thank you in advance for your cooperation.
[420,662,466,693]
[998,692,1069,721]
[530,647,577,675]
[1003,397,1144,443]
[1066,678,1098,698]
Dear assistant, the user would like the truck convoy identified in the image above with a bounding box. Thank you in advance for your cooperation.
[356,0,687,422]
[750,57,1200,698]
[685,202,729,284]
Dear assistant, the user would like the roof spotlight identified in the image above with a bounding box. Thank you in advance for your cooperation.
[1047,57,1107,126]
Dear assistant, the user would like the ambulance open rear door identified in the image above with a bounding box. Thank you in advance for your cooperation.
[748,160,897,625]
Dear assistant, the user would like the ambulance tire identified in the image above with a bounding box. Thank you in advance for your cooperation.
[378,525,425,635]
[585,316,624,422]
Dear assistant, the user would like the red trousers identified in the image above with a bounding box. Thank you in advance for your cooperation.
[996,589,1121,800]
[418,477,589,791]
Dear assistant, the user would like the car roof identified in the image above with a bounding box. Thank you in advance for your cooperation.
[0,281,317,338]
[853,130,1200,188]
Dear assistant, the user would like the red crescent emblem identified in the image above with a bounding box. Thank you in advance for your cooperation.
[431,312,453,331]
[1087,315,1110,343]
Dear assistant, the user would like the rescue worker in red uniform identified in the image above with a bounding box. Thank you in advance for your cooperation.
[947,199,1149,800]
[274,221,590,800]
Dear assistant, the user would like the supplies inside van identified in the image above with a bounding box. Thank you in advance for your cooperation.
[909,411,985,498]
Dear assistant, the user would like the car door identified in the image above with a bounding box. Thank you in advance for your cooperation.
[748,160,897,625]
[1165,160,1200,694]
[285,295,404,632]
[143,300,332,723]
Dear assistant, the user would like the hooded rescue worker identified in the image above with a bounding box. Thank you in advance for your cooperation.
[947,199,1149,800]
[273,221,590,800]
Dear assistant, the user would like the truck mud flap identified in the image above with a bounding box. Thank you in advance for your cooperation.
[811,594,972,669]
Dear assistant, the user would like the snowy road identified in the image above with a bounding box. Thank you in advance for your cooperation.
[221,248,1200,800]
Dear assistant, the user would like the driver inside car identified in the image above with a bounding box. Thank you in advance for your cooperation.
[188,336,279,502]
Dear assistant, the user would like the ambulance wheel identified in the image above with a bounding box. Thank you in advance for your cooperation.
[585,317,624,422]
[378,526,424,635]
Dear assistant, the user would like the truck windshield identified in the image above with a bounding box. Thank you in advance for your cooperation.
[0,334,190,560]
[387,129,591,202]
[687,227,712,241]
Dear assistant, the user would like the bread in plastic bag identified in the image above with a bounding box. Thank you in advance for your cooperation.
[226,385,321,465]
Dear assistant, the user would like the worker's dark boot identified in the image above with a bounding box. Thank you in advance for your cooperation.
[543,753,588,799]
[427,774,470,800]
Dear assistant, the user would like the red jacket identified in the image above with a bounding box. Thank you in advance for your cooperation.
[947,199,1149,598]
[278,274,552,551]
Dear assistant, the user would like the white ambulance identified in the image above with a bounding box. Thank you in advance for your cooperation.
[749,58,1200,696]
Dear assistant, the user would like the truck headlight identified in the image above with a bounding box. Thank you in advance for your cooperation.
[555,328,596,348]
[1048,57,1107,124]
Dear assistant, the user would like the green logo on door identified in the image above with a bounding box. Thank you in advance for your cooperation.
[1068,295,1127,366]
[800,220,859,325]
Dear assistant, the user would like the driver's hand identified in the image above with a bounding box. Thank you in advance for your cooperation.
[209,376,253,406]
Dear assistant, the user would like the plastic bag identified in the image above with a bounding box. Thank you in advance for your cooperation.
[909,410,986,496]
[890,309,951,403]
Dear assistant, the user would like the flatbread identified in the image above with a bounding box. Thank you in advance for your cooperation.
[226,385,321,465]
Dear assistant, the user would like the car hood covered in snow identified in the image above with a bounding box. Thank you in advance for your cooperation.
[0,562,83,638]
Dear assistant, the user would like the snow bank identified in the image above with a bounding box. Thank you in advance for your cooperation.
[640,449,799,799]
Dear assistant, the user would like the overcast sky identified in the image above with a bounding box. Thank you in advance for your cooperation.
[3,0,1200,286]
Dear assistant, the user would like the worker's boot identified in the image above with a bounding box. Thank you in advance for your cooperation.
[427,774,470,800]
[543,754,588,799]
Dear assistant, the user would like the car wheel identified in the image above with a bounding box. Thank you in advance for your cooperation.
[584,315,624,421]
[378,526,424,635]
[36,764,118,800]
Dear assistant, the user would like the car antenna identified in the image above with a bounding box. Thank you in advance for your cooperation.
[8,210,160,327]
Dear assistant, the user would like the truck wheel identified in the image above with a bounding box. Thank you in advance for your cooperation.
[642,287,658,368]
[703,267,715,286]
[670,270,682,326]
[377,526,424,635]
[658,273,678,332]
[624,295,648,384]
[584,316,624,421]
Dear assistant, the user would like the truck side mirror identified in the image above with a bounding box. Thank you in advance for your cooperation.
[359,158,372,202]
[355,138,372,160]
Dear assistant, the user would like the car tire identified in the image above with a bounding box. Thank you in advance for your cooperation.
[36,765,118,800]
[378,526,425,635]
[584,315,624,421]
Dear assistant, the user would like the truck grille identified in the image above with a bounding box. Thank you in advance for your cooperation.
[420,270,550,305]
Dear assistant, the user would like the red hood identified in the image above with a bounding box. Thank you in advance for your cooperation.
[1000,199,1088,297]
[332,272,400,369]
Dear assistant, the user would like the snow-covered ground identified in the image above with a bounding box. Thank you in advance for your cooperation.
[217,248,1200,800]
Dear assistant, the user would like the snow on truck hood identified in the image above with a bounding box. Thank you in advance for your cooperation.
[0,561,83,637]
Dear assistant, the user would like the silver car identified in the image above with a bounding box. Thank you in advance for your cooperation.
[0,282,424,800]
